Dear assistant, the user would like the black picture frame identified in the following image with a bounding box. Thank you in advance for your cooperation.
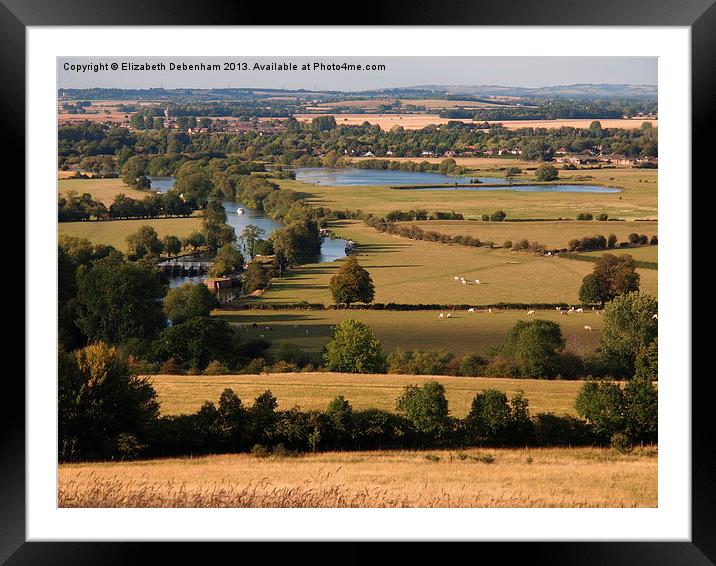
[6,1,710,563]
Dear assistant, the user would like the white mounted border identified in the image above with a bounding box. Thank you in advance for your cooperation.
[26,26,690,541]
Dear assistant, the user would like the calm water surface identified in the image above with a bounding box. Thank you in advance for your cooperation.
[150,177,347,288]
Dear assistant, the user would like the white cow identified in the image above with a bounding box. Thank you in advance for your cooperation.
[652,314,658,320]
[576,308,584,313]
[461,279,467,285]
[560,311,567,316]
[468,308,475,313]
[584,325,592,331]
[527,310,535,316]
[474,279,481,285]
[446,313,452,318]
[488,308,492,313]
[439,313,445,318]
[454,276,460,281]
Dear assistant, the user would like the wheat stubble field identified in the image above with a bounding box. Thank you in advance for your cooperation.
[58,446,658,508]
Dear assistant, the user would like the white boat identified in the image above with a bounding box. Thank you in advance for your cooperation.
[236,208,245,215]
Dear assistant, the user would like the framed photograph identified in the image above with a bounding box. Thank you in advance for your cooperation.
[8,0,710,562]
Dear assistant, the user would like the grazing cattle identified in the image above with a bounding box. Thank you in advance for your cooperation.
[474,279,481,285]
[446,313,452,318]
[576,308,584,313]
[527,310,535,316]
[569,307,575,312]
[454,276,460,281]
[439,313,445,318]
[468,308,475,313]
[265,326,271,330]
[560,311,567,316]
[652,314,658,320]
[488,308,492,313]
[584,325,592,331]
[259,334,265,338]
[461,279,467,285]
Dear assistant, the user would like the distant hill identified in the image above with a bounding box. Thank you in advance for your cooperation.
[404,84,657,100]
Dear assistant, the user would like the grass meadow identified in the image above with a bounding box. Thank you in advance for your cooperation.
[249,220,658,305]
[217,308,605,358]
[581,245,659,264]
[58,216,203,252]
[150,372,589,417]
[58,446,658,508]
[404,220,658,249]
[59,177,151,205]
[282,165,657,220]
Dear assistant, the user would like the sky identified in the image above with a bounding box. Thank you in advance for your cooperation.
[58,57,657,91]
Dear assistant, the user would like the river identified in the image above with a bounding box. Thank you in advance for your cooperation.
[148,177,349,288]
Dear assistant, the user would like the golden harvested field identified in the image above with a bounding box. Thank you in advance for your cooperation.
[58,446,658,508]
[295,113,458,130]
[59,217,202,251]
[251,220,658,305]
[216,308,605,358]
[404,220,658,249]
[151,373,588,417]
[284,167,658,220]
[294,113,657,131]
[58,111,132,124]
[59,178,151,206]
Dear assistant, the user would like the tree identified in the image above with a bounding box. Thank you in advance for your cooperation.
[209,244,244,277]
[575,379,625,441]
[162,235,182,257]
[242,260,270,294]
[126,225,163,259]
[329,257,375,306]
[578,254,640,306]
[164,282,217,324]
[490,210,507,222]
[323,319,388,374]
[75,257,167,344]
[635,337,658,381]
[599,292,658,377]
[622,375,658,443]
[396,380,451,440]
[239,224,266,260]
[174,172,213,208]
[502,319,566,378]
[183,230,206,251]
[535,163,559,182]
[152,317,237,371]
[270,219,321,270]
[59,343,159,460]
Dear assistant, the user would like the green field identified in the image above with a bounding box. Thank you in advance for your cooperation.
[404,220,658,249]
[581,245,658,264]
[58,177,151,206]
[250,220,658,306]
[280,165,657,220]
[151,372,588,417]
[216,307,605,358]
[58,217,203,252]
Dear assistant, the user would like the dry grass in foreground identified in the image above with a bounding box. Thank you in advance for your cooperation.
[58,446,657,508]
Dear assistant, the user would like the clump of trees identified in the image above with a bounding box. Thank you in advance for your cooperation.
[579,253,640,306]
[164,283,217,324]
[535,163,559,182]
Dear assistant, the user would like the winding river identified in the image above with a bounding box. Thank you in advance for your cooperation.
[148,177,348,288]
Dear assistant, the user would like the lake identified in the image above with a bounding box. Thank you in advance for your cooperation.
[292,167,508,186]
[149,177,348,288]
[290,168,620,193]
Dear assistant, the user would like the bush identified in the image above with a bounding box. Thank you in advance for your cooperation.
[610,432,633,453]
[203,360,230,375]
[464,390,533,445]
[597,214,609,221]
[396,381,451,442]
[388,349,454,375]
[503,240,513,249]
[576,213,594,221]
[490,210,507,222]
[574,379,625,441]
[502,319,566,378]
[457,353,488,377]
[535,163,558,182]
[269,360,301,373]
